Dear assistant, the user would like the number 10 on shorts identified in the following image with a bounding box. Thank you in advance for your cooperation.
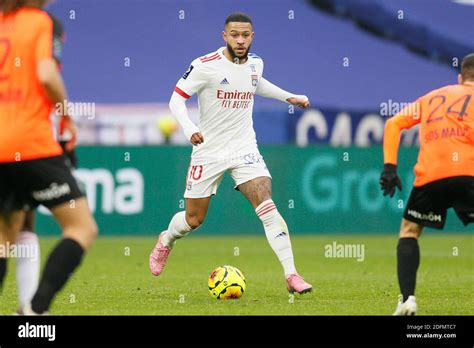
[187,165,203,190]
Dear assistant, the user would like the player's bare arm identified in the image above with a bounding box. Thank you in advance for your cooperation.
[38,58,77,150]
[37,59,67,102]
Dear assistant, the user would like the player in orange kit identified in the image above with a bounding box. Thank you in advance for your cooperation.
[380,53,474,315]
[0,0,97,314]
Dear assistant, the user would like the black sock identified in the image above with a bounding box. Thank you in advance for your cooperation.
[0,257,7,292]
[31,238,84,313]
[397,237,420,302]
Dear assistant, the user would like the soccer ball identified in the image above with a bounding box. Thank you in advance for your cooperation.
[208,265,246,300]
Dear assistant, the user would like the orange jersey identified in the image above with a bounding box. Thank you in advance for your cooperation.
[384,84,474,186]
[0,7,63,163]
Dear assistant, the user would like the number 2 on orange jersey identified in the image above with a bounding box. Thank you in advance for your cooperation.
[427,94,472,123]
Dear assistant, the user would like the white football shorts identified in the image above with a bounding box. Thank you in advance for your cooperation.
[183,152,272,198]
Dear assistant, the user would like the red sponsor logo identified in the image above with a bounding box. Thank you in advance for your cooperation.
[216,90,253,100]
[216,89,254,108]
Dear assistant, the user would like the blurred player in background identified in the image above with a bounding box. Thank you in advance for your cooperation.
[13,0,78,312]
[150,13,313,294]
[0,0,97,314]
[380,53,474,315]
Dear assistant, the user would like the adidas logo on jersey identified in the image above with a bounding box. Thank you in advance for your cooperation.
[220,78,230,85]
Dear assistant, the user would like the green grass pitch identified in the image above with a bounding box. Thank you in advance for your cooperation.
[0,234,472,315]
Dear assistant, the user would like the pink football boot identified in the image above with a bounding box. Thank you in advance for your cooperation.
[149,231,172,276]
[286,274,313,294]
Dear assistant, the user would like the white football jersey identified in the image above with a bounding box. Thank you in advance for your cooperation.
[175,47,264,164]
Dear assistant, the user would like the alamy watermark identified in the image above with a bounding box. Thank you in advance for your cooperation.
[55,99,96,120]
[380,99,420,118]
[0,242,39,261]
[18,323,55,341]
[325,241,365,262]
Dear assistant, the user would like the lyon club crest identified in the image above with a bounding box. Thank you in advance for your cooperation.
[251,74,258,86]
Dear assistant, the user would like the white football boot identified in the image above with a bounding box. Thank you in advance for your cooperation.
[17,302,48,316]
[393,295,417,315]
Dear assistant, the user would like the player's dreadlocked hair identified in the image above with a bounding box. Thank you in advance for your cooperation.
[1,0,48,13]
[225,12,253,27]
[461,53,474,82]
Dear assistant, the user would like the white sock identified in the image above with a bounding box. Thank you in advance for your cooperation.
[162,211,193,248]
[256,199,296,277]
[15,231,40,308]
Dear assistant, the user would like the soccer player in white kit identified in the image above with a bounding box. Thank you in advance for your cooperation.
[149,12,313,294]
